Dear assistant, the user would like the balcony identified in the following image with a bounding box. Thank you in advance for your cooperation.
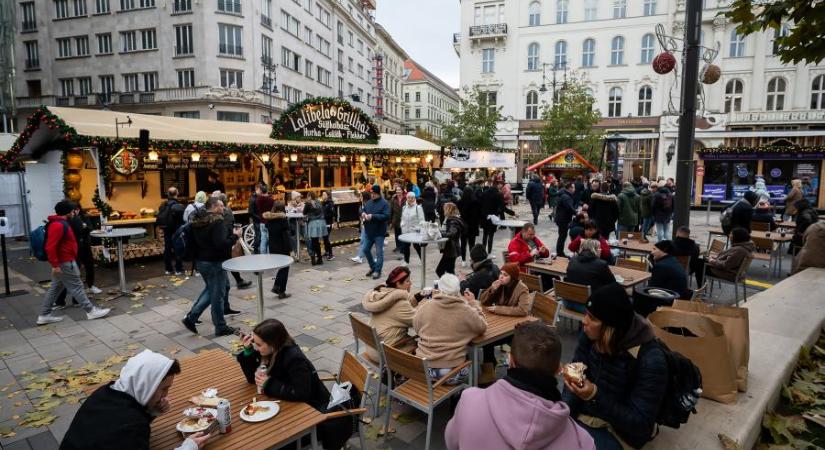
[119,93,135,104]
[74,96,88,106]
[56,97,71,106]
[453,33,460,56]
[21,21,37,32]
[468,23,507,40]
[139,92,155,103]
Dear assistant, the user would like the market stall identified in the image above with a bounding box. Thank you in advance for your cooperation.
[526,148,598,180]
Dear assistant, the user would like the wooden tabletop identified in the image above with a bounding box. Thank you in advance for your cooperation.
[706,227,793,242]
[526,257,651,288]
[471,312,538,346]
[777,220,796,229]
[150,349,325,450]
[610,239,656,254]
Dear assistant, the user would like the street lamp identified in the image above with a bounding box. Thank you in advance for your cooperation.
[261,56,280,123]
[538,61,569,104]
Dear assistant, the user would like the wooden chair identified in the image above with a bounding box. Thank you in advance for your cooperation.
[532,291,559,325]
[552,279,591,326]
[520,272,543,293]
[705,254,754,306]
[750,236,776,273]
[705,238,727,259]
[381,343,468,450]
[349,314,385,420]
[616,257,649,272]
[319,351,371,450]
[751,221,770,232]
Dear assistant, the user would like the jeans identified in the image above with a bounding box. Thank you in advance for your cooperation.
[273,266,289,293]
[362,233,385,275]
[163,228,183,273]
[252,223,261,254]
[482,223,497,254]
[187,260,230,332]
[259,225,269,254]
[435,255,456,277]
[556,224,569,256]
[41,261,94,316]
[642,217,654,237]
[577,422,623,450]
[656,221,672,242]
[427,366,469,385]
[460,234,476,261]
[357,228,368,258]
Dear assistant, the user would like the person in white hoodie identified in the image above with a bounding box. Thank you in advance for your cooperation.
[398,191,425,266]
[60,350,212,450]
[445,322,595,450]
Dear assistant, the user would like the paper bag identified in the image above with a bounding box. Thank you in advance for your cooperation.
[649,309,738,404]
[327,381,352,410]
[231,241,245,258]
[670,300,749,392]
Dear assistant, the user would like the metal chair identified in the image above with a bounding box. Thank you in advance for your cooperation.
[751,236,777,276]
[704,254,754,306]
[348,313,386,420]
[319,351,371,450]
[690,283,708,302]
[520,272,544,293]
[552,279,591,326]
[616,257,649,272]
[532,291,560,325]
[382,343,469,450]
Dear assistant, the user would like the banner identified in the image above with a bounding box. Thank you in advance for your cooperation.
[443,151,514,169]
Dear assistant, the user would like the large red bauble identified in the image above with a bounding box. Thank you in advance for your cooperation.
[652,52,677,74]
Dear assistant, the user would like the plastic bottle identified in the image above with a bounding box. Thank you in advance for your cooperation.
[256,364,267,394]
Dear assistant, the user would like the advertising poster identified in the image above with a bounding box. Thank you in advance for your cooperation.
[702,184,727,200]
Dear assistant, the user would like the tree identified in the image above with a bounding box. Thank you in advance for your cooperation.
[441,86,502,148]
[413,127,437,143]
[725,0,825,65]
[537,74,604,165]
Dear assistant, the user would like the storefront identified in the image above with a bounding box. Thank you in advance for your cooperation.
[525,148,598,180]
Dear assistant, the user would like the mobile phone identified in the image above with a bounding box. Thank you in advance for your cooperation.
[205,418,220,436]
[233,328,245,337]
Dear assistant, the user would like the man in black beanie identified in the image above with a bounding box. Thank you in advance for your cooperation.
[459,244,501,298]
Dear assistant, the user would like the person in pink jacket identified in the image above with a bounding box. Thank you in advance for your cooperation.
[445,322,595,450]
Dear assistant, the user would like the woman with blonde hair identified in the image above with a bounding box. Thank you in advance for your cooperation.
[784,179,803,220]
[563,239,616,313]
[435,202,466,276]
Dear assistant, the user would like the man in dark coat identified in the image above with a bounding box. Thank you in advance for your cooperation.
[248,184,261,253]
[672,226,701,286]
[573,176,585,206]
[651,185,675,241]
[725,190,758,234]
[159,187,186,275]
[460,244,500,298]
[554,182,577,256]
[526,175,546,225]
[361,184,391,279]
[634,240,689,316]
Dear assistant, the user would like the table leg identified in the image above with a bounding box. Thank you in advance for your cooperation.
[706,199,712,226]
[256,272,264,322]
[295,221,301,262]
[116,238,127,293]
[470,345,479,387]
[420,244,428,291]
[310,426,319,450]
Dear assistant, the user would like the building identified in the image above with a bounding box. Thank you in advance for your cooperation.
[373,23,408,134]
[0,1,15,132]
[11,0,380,128]
[455,0,825,206]
[403,59,459,141]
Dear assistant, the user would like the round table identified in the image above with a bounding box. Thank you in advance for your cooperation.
[286,213,306,261]
[398,233,448,290]
[498,219,526,238]
[90,227,146,295]
[222,254,294,321]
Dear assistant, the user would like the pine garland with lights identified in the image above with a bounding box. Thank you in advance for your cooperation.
[702,145,825,155]
[270,97,380,144]
[92,188,112,219]
[0,107,76,169]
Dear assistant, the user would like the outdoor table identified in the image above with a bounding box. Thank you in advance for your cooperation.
[468,313,538,386]
[286,212,305,261]
[498,219,526,238]
[610,238,656,256]
[526,257,651,289]
[90,227,146,296]
[700,195,719,225]
[149,349,323,450]
[222,254,294,321]
[398,232,447,290]
[706,227,793,276]
[777,220,796,230]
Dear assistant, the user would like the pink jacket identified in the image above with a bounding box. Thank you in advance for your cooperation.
[445,379,595,450]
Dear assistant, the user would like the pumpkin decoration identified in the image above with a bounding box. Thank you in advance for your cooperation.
[700,64,721,84]
[65,152,84,169]
[652,52,677,75]
[64,171,81,185]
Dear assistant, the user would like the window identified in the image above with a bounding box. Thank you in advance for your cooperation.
[97,33,112,54]
[405,92,409,102]
[120,31,136,52]
[218,24,242,55]
[172,0,190,13]
[305,60,314,79]
[608,87,622,117]
[415,108,421,118]
[262,35,272,64]
[640,33,655,64]
[99,75,114,102]
[316,67,330,86]
[643,0,656,16]
[174,111,200,119]
[96,0,110,13]
[357,64,363,78]
[481,91,497,115]
[217,111,249,122]
[610,36,624,65]
[770,24,789,56]
[261,0,271,26]
[415,92,421,101]
[337,21,344,43]
[525,90,539,119]
[317,36,330,56]
[316,4,330,27]
[527,43,540,70]
[78,77,92,95]
[304,26,312,45]
[348,30,353,46]
[556,0,567,23]
[217,0,241,14]
[811,75,825,110]
[554,40,567,67]
[24,41,39,69]
[60,79,74,96]
[280,10,300,37]
[73,0,87,16]
[177,69,195,88]
[55,0,70,19]
[281,47,300,71]
[766,77,786,111]
[584,0,597,21]
[637,86,652,116]
[724,79,744,113]
[357,39,363,54]
[613,0,626,18]
[57,38,72,58]
[482,48,495,73]
[281,85,302,104]
[729,30,745,57]
[140,29,156,50]
[123,73,139,92]
[75,36,89,56]
[219,69,243,88]
[347,57,353,72]
[528,1,540,26]
[175,25,193,55]
[582,38,595,67]
[21,2,36,31]
[143,72,157,92]
[138,0,154,7]
[120,0,134,9]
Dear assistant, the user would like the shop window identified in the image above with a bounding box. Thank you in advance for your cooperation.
[701,161,729,200]
[794,161,821,205]
[763,161,794,202]
[731,161,757,199]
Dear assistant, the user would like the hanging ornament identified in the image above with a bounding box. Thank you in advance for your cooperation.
[700,64,721,84]
[652,52,676,74]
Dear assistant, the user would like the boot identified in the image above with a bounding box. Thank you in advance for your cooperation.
[478,362,497,385]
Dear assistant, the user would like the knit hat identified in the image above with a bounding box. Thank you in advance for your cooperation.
[55,200,74,216]
[501,263,520,283]
[654,240,675,254]
[437,273,461,296]
[586,283,634,333]
[469,244,488,263]
[371,184,381,194]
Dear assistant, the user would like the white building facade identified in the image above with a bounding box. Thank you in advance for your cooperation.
[402,59,459,140]
[373,23,408,134]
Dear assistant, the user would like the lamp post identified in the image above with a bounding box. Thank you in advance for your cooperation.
[261,56,279,123]
[538,61,569,104]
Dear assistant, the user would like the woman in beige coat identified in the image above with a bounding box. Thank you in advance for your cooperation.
[784,179,803,219]
[361,266,422,361]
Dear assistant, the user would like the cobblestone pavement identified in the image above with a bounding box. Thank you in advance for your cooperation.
[0,205,783,449]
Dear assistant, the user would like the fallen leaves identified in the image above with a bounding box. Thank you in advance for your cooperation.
[302,325,317,331]
[242,319,257,327]
[319,305,333,312]
[241,294,256,301]
[322,315,335,320]
[0,351,15,357]
[309,284,326,293]
[130,303,144,309]
[325,337,341,345]
[718,433,743,450]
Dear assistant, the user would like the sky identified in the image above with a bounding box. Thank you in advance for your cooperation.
[375,0,461,89]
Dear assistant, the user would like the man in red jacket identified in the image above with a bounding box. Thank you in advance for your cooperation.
[507,223,550,271]
[37,200,110,325]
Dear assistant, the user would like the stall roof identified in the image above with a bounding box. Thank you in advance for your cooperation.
[527,148,598,172]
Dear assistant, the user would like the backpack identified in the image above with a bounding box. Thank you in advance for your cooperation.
[31,220,68,261]
[171,222,196,261]
[641,339,703,429]
[719,199,742,232]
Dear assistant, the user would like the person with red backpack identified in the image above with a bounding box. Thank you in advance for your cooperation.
[37,200,111,325]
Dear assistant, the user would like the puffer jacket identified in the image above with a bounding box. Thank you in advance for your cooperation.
[651,187,674,224]
[459,258,500,298]
[421,187,438,221]
[478,280,532,316]
[794,221,825,273]
[400,203,425,234]
[362,287,419,360]
[322,198,335,225]
[263,212,292,256]
[589,193,620,238]
[526,178,545,206]
[440,216,466,259]
[617,187,641,227]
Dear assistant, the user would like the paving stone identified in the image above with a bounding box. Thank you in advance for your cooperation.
[1,439,32,450]
[75,343,116,364]
[36,342,76,362]
[293,333,324,349]
[26,431,59,450]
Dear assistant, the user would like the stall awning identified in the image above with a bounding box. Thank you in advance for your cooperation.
[442,150,515,169]
[527,148,598,172]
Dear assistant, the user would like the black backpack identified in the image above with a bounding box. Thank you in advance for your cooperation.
[642,339,703,429]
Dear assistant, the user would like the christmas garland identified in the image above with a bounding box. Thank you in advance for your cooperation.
[702,145,825,155]
[0,107,75,168]
[92,187,113,219]
[270,97,380,144]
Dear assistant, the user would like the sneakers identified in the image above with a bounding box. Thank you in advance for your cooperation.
[350,256,363,264]
[181,316,198,334]
[89,285,103,294]
[398,261,408,267]
[237,280,253,289]
[215,326,238,337]
[174,271,184,276]
[164,271,172,275]
[51,304,67,311]
[372,272,382,280]
[224,308,242,317]
[326,254,335,261]
[86,306,111,320]
[366,269,374,277]
[36,314,64,325]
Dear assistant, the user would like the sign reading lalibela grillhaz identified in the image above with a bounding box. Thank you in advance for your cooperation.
[274,100,379,144]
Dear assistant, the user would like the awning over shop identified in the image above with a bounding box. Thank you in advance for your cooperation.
[527,148,598,172]
[442,150,515,169]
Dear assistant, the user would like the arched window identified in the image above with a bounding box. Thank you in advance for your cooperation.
[729,30,745,57]
[611,36,624,65]
[556,0,568,23]
[554,40,567,67]
[724,79,744,113]
[526,90,539,119]
[637,85,652,116]
[766,77,786,111]
[528,1,541,26]
[527,42,540,70]
[811,75,825,110]
[640,33,655,64]
[608,87,622,117]
[582,38,596,67]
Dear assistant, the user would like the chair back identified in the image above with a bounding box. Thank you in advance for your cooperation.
[382,343,428,384]
[616,257,648,272]
[532,292,559,324]
[708,238,726,256]
[338,351,370,398]
[501,251,509,263]
[751,221,770,232]
[751,236,775,253]
[617,230,636,240]
[734,254,754,283]
[349,314,381,361]
[674,255,690,273]
[552,279,590,306]
[520,272,543,293]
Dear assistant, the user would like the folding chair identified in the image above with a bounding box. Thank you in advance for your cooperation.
[616,257,649,272]
[520,272,544,293]
[704,255,754,306]
[319,351,371,450]
[531,291,559,325]
[552,279,591,327]
[348,314,386,420]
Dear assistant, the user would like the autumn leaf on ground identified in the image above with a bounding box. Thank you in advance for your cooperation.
[319,305,333,312]
[302,325,317,331]
[130,303,144,309]
[309,284,326,292]
[717,434,743,450]
[0,426,15,438]
[325,337,341,345]
[0,351,14,357]
[322,315,335,320]
[242,319,256,327]
[176,299,190,306]
[131,283,144,292]
[300,346,311,353]
[342,277,353,283]
[162,347,181,355]
[241,294,256,301]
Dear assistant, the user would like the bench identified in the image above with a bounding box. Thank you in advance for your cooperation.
[648,267,825,449]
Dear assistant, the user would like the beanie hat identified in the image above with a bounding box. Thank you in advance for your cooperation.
[55,200,74,216]
[586,283,634,333]
[654,240,674,254]
[469,244,488,263]
[501,263,520,284]
[371,184,381,193]
[438,273,461,296]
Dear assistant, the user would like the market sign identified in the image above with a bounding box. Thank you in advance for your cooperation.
[443,150,515,169]
[111,148,139,175]
[272,98,379,144]
[140,157,240,171]
[448,147,472,161]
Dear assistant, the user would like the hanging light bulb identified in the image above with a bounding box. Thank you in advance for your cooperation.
[425,154,433,162]
[191,152,201,162]
[283,156,289,162]
[395,157,402,163]
[228,152,238,162]
[290,154,298,161]
[359,155,366,162]
[148,150,159,161]
[316,155,324,162]
[340,155,347,162]
[261,154,270,162]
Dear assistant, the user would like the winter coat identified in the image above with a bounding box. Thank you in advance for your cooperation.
[479,280,532,316]
[526,178,545,207]
[413,292,487,368]
[547,185,560,208]
[563,315,668,449]
[256,195,275,223]
[672,236,701,275]
[400,202,425,234]
[190,212,238,262]
[437,190,459,223]
[507,233,550,269]
[649,255,689,299]
[302,199,324,222]
[725,198,755,234]
[784,187,803,216]
[794,221,825,274]
[440,216,466,259]
[389,194,405,230]
[651,187,674,224]
[707,241,755,280]
[573,180,585,205]
[796,206,819,237]
[263,212,292,256]
[480,187,506,226]
[589,193,620,238]
[502,183,513,205]
[362,287,419,359]
[568,217,586,240]
[421,187,438,221]
[565,251,616,292]
[554,190,576,227]
[459,258,500,299]
[458,189,481,238]
[322,198,335,225]
[158,199,185,232]
[617,187,641,227]
[639,188,653,219]
[361,197,391,238]
[248,193,260,224]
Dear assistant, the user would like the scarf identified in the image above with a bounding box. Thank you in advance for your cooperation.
[503,367,562,402]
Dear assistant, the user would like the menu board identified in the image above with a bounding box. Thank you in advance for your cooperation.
[160,169,190,199]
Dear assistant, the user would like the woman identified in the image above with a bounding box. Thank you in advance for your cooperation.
[361,267,422,361]
[791,199,820,255]
[302,192,328,266]
[421,182,438,222]
[436,203,466,277]
[784,179,803,220]
[564,239,616,313]
[320,190,335,260]
[458,186,480,266]
[399,191,425,265]
[588,184,620,240]
[237,319,355,449]
[563,283,667,450]
[751,199,777,231]
[263,201,292,299]
[568,220,612,261]
[389,185,406,253]
[568,211,589,242]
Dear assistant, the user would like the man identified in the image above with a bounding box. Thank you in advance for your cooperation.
[616,182,641,234]
[507,223,550,271]
[361,184,391,280]
[634,240,689,316]
[460,244,501,298]
[725,191,758,234]
[37,200,110,325]
[159,187,186,275]
[672,225,702,285]
[248,184,261,254]
[651,183,674,241]
[54,203,99,309]
[181,197,241,336]
[446,322,595,450]
[573,175,585,206]
[214,192,252,292]
[201,171,224,194]
[554,182,577,256]
[526,175,546,225]
[60,350,212,450]
[581,179,600,208]
[255,184,274,254]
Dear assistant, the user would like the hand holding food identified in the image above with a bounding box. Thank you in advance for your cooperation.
[562,362,587,388]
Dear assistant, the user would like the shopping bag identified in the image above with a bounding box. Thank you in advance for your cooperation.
[327,381,352,410]
[670,300,749,392]
[648,309,738,404]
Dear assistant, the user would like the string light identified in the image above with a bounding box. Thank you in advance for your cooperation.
[290,154,298,161]
[316,155,324,162]
[261,154,270,162]
[228,152,238,162]
[191,152,200,162]
[148,151,159,161]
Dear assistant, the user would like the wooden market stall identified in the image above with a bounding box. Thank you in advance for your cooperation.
[526,148,599,180]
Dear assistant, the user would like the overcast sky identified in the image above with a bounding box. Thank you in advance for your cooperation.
[375,0,461,89]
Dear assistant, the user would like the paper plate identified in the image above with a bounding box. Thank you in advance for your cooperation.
[176,409,217,433]
[614,275,625,283]
[239,401,280,422]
